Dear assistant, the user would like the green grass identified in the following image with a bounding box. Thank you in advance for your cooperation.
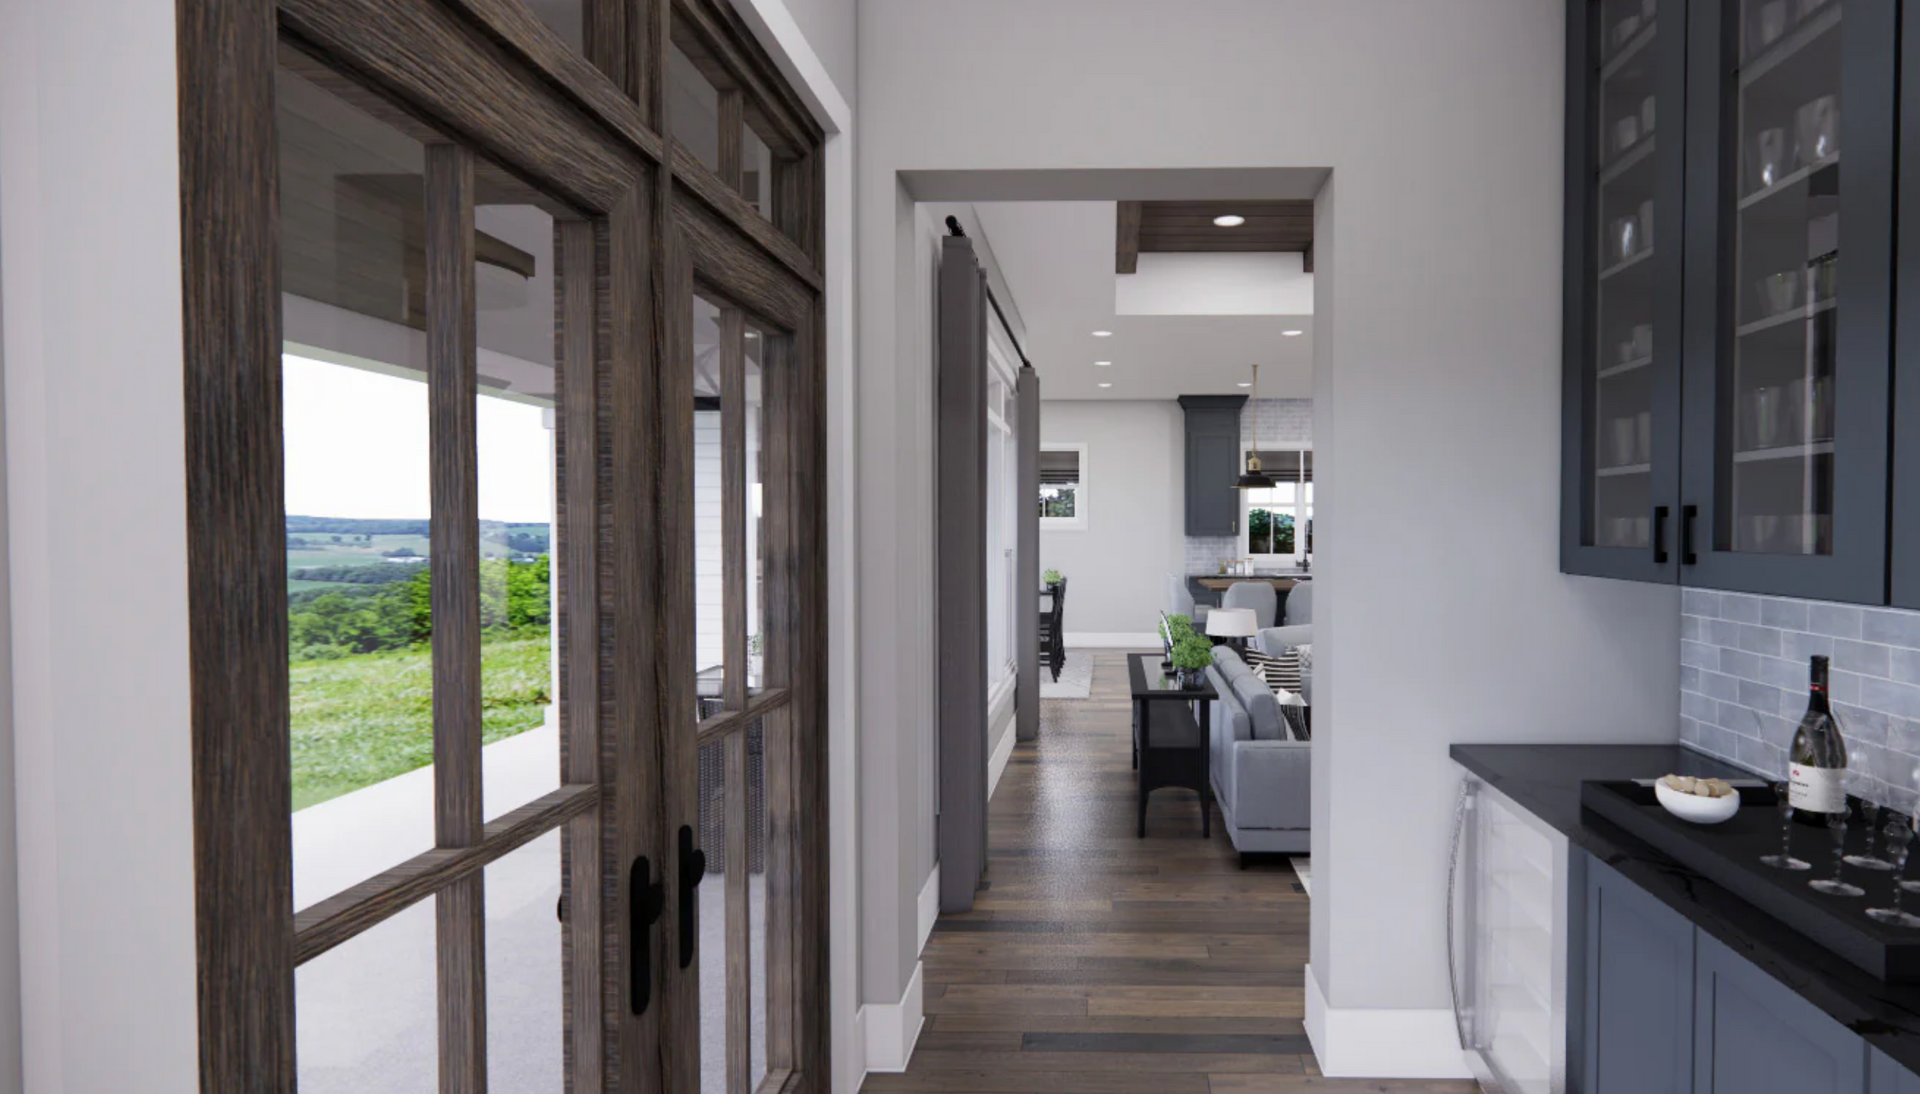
[290,632,552,811]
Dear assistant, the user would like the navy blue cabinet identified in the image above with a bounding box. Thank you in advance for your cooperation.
[1694,931,1866,1093]
[1584,858,1696,1094]
[1178,396,1246,537]
[1873,1049,1920,1093]
[1561,0,1908,605]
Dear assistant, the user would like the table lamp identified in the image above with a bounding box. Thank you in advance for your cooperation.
[1205,607,1258,654]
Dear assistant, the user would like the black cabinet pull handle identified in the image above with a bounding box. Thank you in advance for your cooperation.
[678,825,707,970]
[629,855,665,1016]
[1681,504,1699,566]
[1653,505,1670,565]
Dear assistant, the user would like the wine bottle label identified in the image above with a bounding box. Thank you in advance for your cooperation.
[1789,763,1845,814]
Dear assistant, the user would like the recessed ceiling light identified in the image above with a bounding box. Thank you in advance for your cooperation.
[1098,382,1113,388]
[745,331,759,339]
[1213,214,1246,227]
[1092,330,1113,337]
[1237,382,1252,388]
[1095,360,1112,367]
[1283,329,1304,337]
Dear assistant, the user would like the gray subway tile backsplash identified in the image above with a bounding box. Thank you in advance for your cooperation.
[1682,592,1920,800]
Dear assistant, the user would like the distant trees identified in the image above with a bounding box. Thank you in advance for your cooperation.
[290,555,549,660]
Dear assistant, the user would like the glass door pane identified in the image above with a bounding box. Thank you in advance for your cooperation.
[1721,0,1841,557]
[1590,0,1663,552]
[1681,0,1891,600]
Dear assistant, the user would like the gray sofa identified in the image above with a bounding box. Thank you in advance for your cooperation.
[1205,645,1309,857]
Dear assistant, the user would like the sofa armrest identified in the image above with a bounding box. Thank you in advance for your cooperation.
[1229,739,1311,831]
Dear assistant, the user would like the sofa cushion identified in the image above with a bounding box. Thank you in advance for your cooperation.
[1231,674,1287,741]
[1243,648,1303,694]
[1273,690,1310,741]
[1211,646,1254,686]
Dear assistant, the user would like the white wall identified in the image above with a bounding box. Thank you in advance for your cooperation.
[776,0,855,109]
[1039,401,1183,639]
[0,140,24,1094]
[0,1,199,1090]
[858,0,1681,1069]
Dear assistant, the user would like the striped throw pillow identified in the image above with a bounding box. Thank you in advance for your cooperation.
[1244,649,1304,695]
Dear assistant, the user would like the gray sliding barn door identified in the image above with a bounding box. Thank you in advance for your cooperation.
[1016,365,1040,742]
[936,235,989,912]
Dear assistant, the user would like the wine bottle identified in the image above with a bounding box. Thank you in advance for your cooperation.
[1788,654,1848,824]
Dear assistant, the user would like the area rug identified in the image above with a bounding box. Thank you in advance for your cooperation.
[1039,651,1094,699]
[1290,856,1312,897]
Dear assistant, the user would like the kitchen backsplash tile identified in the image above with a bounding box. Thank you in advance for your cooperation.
[1682,593,1920,801]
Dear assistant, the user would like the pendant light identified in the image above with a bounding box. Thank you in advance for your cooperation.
[1235,362,1276,489]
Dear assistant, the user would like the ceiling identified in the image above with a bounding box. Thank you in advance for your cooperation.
[965,201,1313,402]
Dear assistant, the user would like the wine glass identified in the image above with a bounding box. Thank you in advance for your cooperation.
[1869,795,1920,926]
[1845,761,1896,870]
[1761,778,1811,870]
[1811,806,1866,897]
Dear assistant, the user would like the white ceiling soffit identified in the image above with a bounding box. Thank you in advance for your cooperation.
[969,201,1311,402]
[902,167,1330,203]
[1117,253,1313,317]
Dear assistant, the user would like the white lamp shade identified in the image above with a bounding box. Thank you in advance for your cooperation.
[1205,607,1258,639]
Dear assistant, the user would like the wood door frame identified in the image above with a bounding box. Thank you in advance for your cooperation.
[176,0,829,1089]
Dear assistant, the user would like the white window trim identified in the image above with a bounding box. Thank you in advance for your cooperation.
[1040,442,1088,532]
[1240,443,1312,563]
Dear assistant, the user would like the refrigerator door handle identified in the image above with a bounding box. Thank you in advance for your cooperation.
[1447,776,1475,1051]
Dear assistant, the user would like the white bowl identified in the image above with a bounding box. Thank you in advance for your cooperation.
[1655,780,1741,824]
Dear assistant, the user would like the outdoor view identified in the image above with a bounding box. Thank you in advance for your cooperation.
[285,353,554,811]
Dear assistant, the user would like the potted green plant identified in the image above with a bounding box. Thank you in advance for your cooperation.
[1162,613,1193,665]
[1043,568,1063,587]
[1171,634,1214,689]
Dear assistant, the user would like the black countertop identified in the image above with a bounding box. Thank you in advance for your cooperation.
[1452,743,1920,1075]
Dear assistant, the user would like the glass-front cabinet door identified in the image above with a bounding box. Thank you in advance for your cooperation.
[1561,0,1688,581]
[1679,0,1894,600]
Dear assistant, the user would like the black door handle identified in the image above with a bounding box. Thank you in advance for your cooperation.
[678,825,708,970]
[1653,505,1670,565]
[1681,504,1699,566]
[629,855,665,1015]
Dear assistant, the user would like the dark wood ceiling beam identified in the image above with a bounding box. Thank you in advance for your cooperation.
[1131,198,1316,261]
[1115,200,1141,275]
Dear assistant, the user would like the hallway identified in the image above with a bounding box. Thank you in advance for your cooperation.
[869,650,1475,1093]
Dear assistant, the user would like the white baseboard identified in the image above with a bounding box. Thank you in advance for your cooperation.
[987,720,1015,801]
[1304,964,1471,1080]
[918,865,940,953]
[862,962,925,1073]
[1063,631,1160,648]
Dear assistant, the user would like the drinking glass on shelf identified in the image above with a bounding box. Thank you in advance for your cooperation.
[1630,323,1654,359]
[1611,417,1638,466]
[1845,764,1896,870]
[1796,96,1839,165]
[1761,778,1812,870]
[1753,127,1787,191]
[1753,0,1789,53]
[1612,215,1640,261]
[1811,806,1866,896]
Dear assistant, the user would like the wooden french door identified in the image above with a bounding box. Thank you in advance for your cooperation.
[177,0,827,1092]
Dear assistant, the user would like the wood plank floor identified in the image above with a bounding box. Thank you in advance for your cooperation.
[864,650,1477,1094]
